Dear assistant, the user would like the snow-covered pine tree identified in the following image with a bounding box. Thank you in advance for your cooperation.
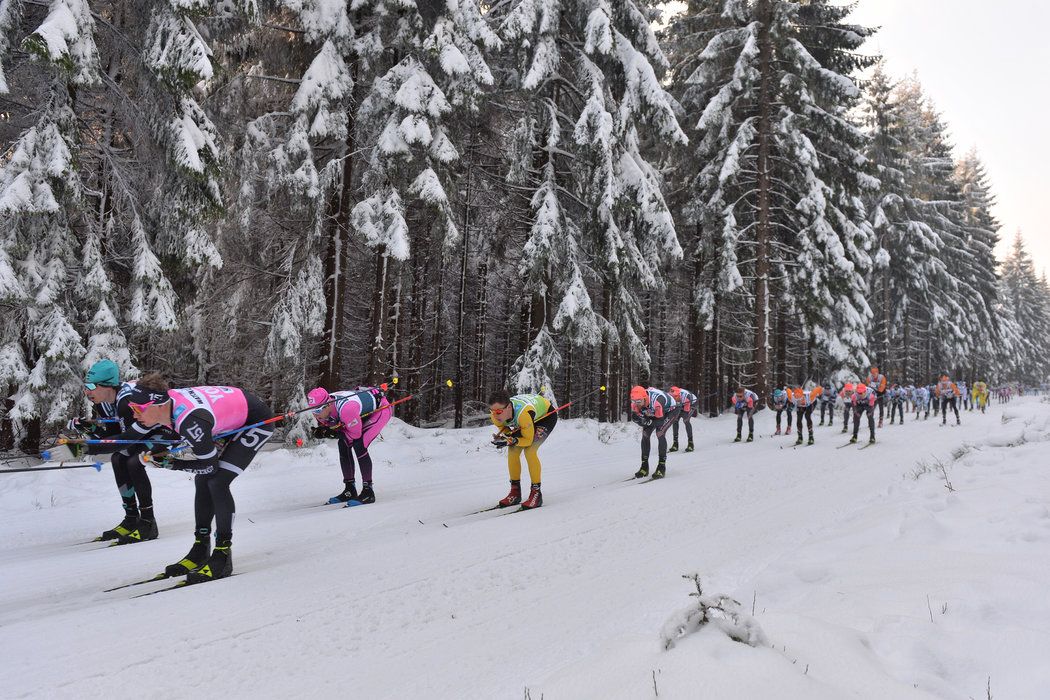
[999,232,1050,382]
[0,0,99,437]
[667,0,876,397]
[495,0,686,414]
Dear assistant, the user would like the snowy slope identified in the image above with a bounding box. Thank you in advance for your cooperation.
[1,399,1049,699]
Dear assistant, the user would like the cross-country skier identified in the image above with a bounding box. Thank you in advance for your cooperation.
[958,380,970,411]
[790,382,823,445]
[71,360,165,544]
[629,386,679,478]
[865,366,889,428]
[849,383,878,444]
[818,382,837,426]
[308,386,392,505]
[770,388,793,435]
[130,375,274,584]
[914,384,931,419]
[667,387,698,452]
[935,374,961,426]
[731,387,758,443]
[973,380,989,413]
[489,391,557,508]
[888,383,906,425]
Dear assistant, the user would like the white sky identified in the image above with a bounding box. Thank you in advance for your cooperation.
[847,0,1050,274]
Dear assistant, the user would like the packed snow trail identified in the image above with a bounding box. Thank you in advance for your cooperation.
[1,400,1048,698]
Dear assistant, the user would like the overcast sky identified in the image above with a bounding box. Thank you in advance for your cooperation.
[847,0,1050,274]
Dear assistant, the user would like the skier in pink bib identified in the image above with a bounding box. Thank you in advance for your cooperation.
[308,386,392,505]
[129,374,274,585]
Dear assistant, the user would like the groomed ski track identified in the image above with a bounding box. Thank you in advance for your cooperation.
[1,399,1047,698]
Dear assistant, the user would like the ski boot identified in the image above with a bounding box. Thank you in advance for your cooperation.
[774,427,782,436]
[349,482,375,505]
[807,436,814,446]
[869,436,876,444]
[841,425,849,433]
[187,539,232,584]
[785,426,792,435]
[521,484,543,509]
[733,434,742,443]
[100,512,138,542]
[634,462,649,479]
[746,434,754,443]
[165,529,211,578]
[818,418,825,427]
[652,461,666,479]
[878,419,883,429]
[795,434,804,446]
[849,435,858,444]
[956,418,961,426]
[668,442,679,453]
[116,517,158,545]
[498,480,522,507]
[328,481,358,505]
[684,443,695,453]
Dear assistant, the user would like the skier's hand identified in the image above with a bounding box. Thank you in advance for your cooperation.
[504,436,518,447]
[66,417,87,434]
[313,426,341,440]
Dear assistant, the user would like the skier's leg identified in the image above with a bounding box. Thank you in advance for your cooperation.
[736,409,744,437]
[747,408,755,438]
[641,426,653,462]
[126,457,154,518]
[205,468,239,540]
[867,405,876,440]
[683,413,693,444]
[338,435,357,483]
[350,438,373,483]
[111,452,138,519]
[507,445,524,481]
[852,406,861,439]
[805,405,814,437]
[523,443,542,484]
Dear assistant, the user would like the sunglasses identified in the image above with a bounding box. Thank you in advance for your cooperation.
[490,405,510,415]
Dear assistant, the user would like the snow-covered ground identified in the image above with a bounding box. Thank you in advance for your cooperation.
[2,398,1049,699]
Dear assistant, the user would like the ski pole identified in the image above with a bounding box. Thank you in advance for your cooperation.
[41,437,184,461]
[149,377,433,460]
[0,461,104,474]
[498,386,607,442]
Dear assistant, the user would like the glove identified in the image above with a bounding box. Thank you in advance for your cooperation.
[313,425,341,440]
[66,417,87,433]
[504,436,518,447]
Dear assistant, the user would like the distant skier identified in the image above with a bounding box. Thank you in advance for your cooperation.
[73,359,163,545]
[935,374,961,426]
[130,375,274,584]
[915,384,931,419]
[973,380,989,413]
[308,385,392,506]
[818,382,837,426]
[731,387,758,443]
[770,388,793,436]
[667,386,697,453]
[849,383,878,444]
[888,383,906,425]
[629,386,679,478]
[958,380,970,411]
[790,382,823,446]
[865,366,889,428]
[489,391,557,508]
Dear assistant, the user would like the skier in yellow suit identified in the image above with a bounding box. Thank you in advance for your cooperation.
[489,390,557,510]
[972,381,989,413]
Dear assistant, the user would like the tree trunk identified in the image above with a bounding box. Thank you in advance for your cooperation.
[454,144,473,428]
[317,76,358,390]
[753,0,774,400]
[473,259,488,403]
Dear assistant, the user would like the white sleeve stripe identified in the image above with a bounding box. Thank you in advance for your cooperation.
[218,461,244,475]
[195,448,218,459]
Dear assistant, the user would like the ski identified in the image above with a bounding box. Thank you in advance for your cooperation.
[859,442,876,450]
[343,500,367,509]
[465,504,505,517]
[132,580,190,598]
[638,475,665,484]
[104,572,170,592]
[836,442,858,449]
[130,574,240,599]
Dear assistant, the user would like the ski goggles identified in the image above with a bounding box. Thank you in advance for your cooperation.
[129,397,170,414]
